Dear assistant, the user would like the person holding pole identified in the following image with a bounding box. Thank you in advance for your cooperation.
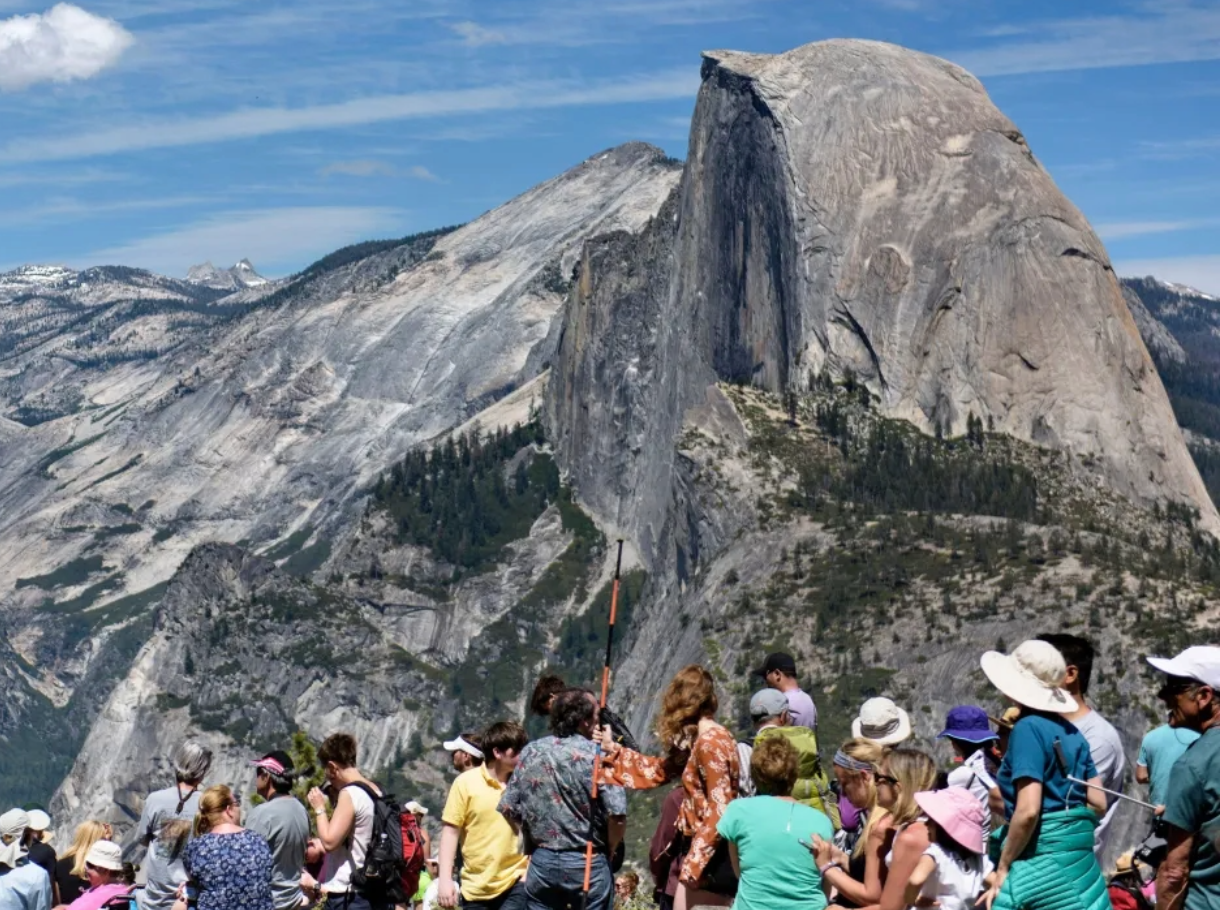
[976,640,1108,910]
[597,665,740,910]
[500,689,627,910]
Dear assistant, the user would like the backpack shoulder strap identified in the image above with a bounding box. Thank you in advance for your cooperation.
[345,781,383,802]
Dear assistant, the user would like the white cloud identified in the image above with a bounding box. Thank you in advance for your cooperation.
[449,20,507,47]
[1096,220,1214,241]
[0,3,133,91]
[0,68,699,163]
[320,159,396,178]
[1117,255,1220,297]
[75,206,404,276]
[319,160,441,181]
[407,165,440,182]
[946,4,1220,77]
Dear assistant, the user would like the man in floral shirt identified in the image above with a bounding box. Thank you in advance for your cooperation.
[499,689,627,910]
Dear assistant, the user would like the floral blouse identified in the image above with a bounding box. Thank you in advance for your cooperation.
[602,723,739,886]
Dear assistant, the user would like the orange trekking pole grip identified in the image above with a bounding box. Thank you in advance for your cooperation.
[581,539,625,910]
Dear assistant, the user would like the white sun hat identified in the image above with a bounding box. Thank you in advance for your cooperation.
[84,840,124,872]
[26,810,50,833]
[851,697,913,745]
[981,640,1078,713]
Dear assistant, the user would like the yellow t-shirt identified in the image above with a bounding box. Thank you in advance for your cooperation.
[442,765,528,901]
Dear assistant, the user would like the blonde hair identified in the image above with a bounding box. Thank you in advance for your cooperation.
[194,784,237,836]
[884,748,938,828]
[63,821,107,879]
[655,665,718,748]
[838,738,887,857]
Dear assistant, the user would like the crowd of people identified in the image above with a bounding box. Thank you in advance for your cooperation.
[2,635,1218,910]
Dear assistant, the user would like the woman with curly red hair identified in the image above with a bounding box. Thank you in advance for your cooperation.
[599,665,739,910]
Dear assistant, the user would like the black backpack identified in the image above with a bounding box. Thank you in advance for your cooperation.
[347,782,424,903]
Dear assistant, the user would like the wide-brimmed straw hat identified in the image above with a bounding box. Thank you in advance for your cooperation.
[851,697,912,745]
[980,640,1077,713]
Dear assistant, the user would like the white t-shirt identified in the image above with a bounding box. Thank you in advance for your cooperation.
[946,750,997,810]
[1073,710,1126,857]
[917,842,991,910]
[320,784,376,895]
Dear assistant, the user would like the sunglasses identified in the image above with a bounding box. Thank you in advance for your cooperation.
[875,774,899,787]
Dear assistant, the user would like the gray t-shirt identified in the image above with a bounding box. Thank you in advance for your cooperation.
[246,796,310,910]
[136,785,202,910]
[1074,710,1126,857]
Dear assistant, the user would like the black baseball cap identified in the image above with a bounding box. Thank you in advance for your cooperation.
[753,652,797,677]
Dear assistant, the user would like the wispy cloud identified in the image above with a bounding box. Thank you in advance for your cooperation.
[320,160,396,178]
[1096,219,1219,241]
[0,69,699,164]
[0,3,134,91]
[1138,135,1220,160]
[946,4,1220,77]
[320,160,441,181]
[76,205,404,275]
[407,165,440,182]
[449,20,507,47]
[0,193,212,226]
[1117,254,1220,297]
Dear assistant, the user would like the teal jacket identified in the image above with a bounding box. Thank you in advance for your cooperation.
[992,807,1108,910]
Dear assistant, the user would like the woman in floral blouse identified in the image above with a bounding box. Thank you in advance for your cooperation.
[598,665,740,910]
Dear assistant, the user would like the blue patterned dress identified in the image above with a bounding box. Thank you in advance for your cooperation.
[184,828,275,910]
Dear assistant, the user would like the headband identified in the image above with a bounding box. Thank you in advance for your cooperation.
[833,750,874,773]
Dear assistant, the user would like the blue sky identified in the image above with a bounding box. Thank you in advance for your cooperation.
[0,0,1218,292]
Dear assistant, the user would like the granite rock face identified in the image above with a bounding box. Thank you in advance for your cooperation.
[549,39,1217,545]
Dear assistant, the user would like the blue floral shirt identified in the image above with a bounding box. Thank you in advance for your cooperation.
[184,829,274,910]
[500,735,627,852]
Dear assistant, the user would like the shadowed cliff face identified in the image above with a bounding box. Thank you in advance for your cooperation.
[548,39,1218,546]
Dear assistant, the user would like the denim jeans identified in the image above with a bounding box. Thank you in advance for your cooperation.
[461,879,527,910]
[524,849,612,910]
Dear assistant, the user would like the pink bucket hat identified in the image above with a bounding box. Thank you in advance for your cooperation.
[914,787,987,854]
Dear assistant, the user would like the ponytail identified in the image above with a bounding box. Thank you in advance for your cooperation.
[194,784,236,836]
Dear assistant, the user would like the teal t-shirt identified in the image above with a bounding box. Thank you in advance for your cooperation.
[997,714,1097,818]
[1139,724,1202,807]
[716,795,833,910]
[1162,727,1220,910]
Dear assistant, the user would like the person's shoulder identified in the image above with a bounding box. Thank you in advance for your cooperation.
[794,801,834,833]
[1083,709,1122,741]
[1179,727,1220,769]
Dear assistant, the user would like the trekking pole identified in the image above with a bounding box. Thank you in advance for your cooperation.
[1053,740,1157,811]
[582,539,625,910]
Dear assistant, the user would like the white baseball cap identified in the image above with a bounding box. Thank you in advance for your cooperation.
[1148,646,1220,689]
[443,736,484,759]
[26,810,50,832]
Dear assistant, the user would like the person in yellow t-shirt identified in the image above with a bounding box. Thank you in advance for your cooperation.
[438,721,529,910]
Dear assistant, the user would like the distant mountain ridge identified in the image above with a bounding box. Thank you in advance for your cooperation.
[186,258,268,291]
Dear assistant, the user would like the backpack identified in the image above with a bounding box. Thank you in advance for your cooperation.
[754,726,842,829]
[347,782,426,903]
